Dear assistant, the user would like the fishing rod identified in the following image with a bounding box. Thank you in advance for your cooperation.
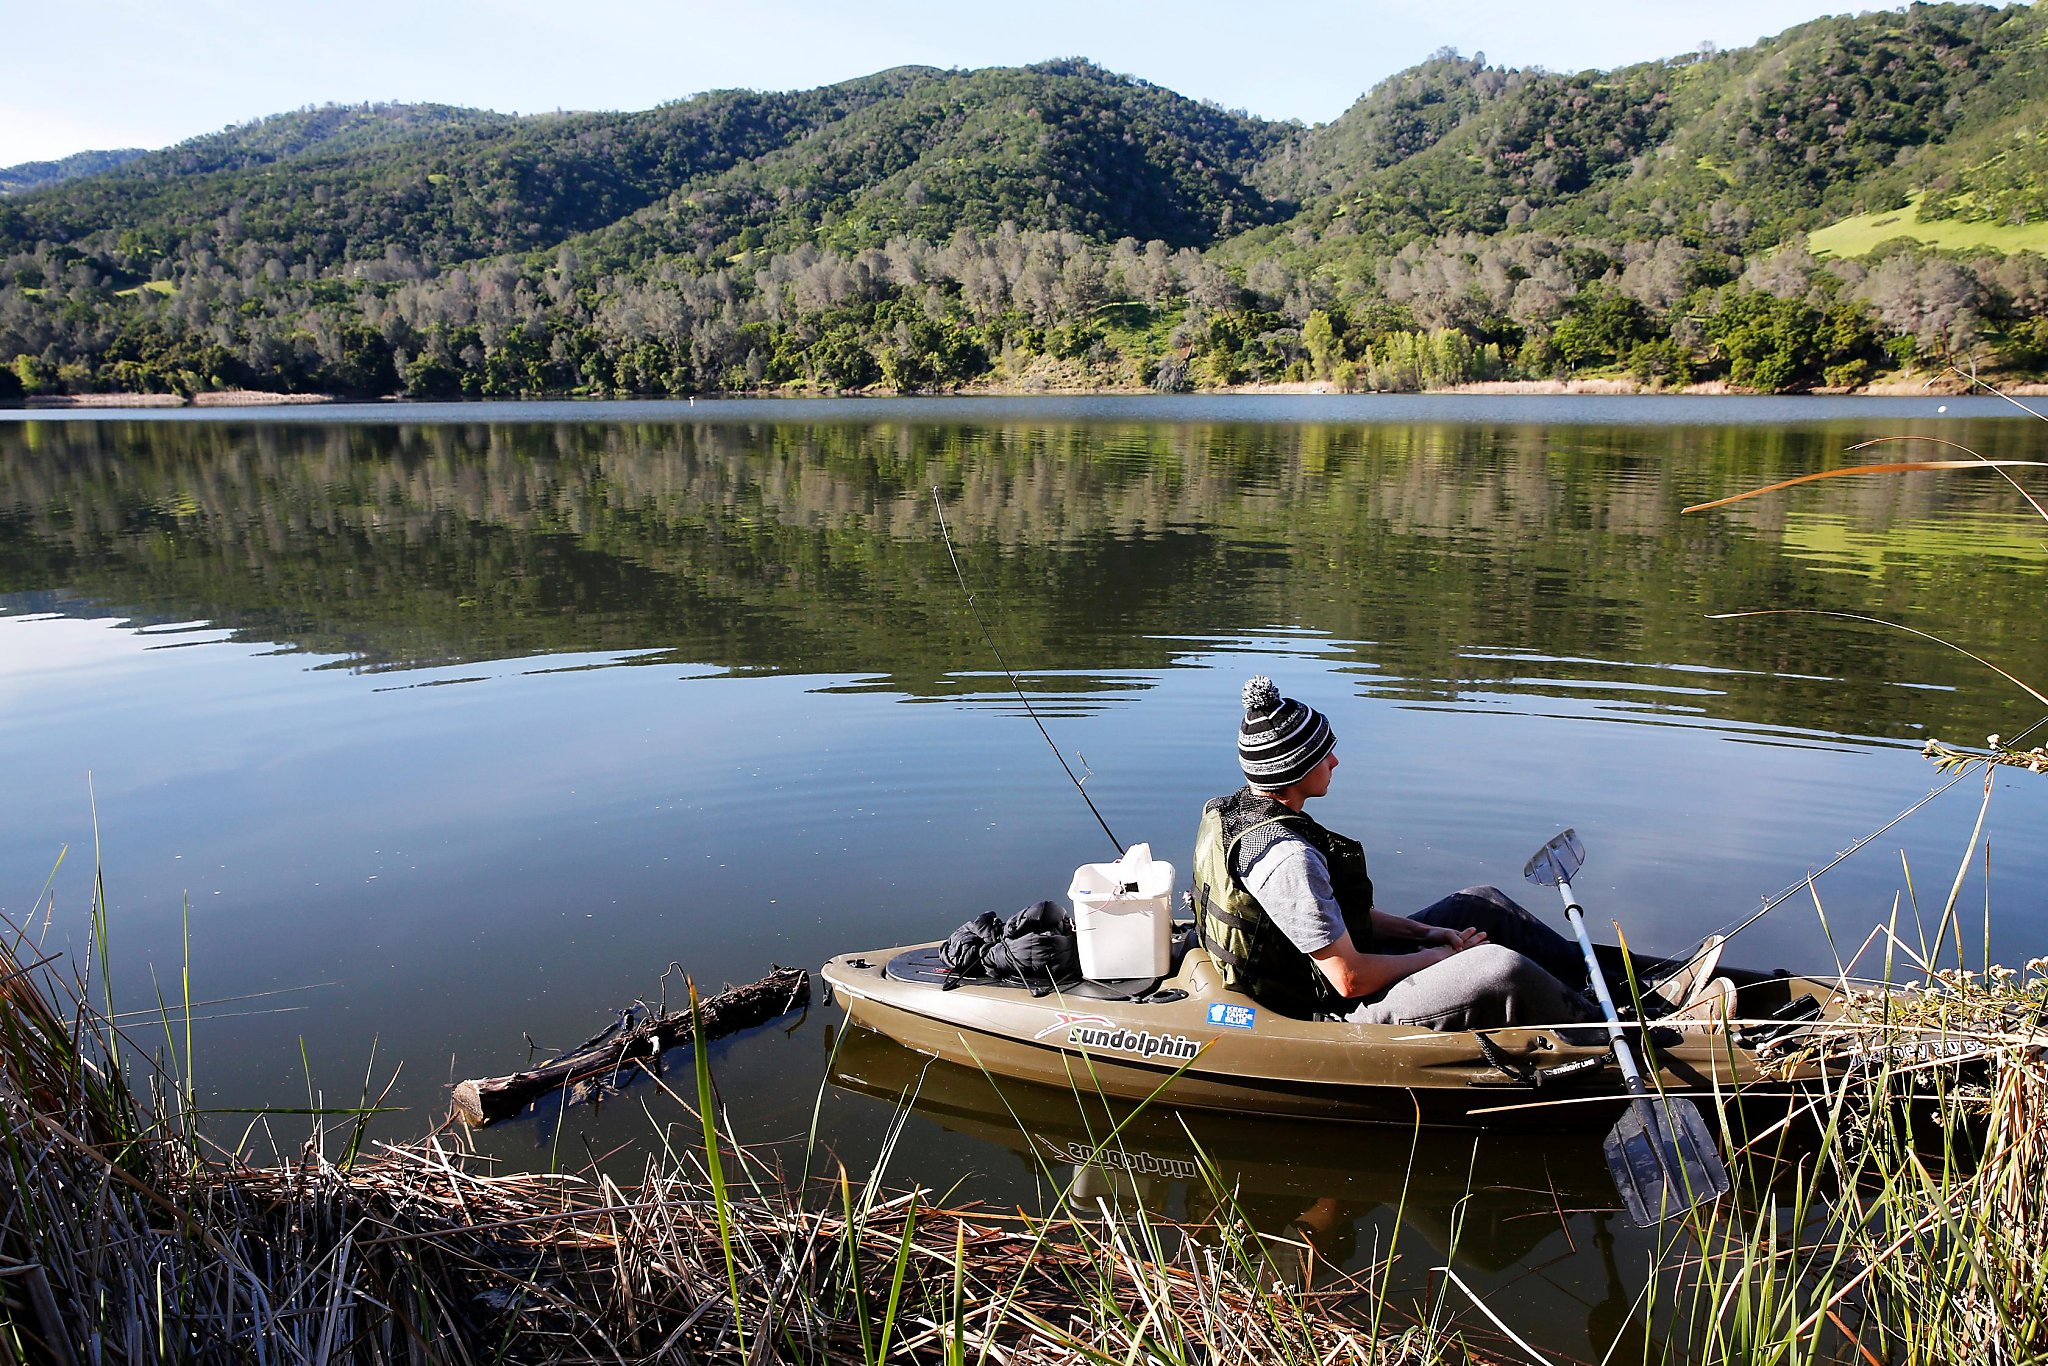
[931,487,1125,857]
[1644,711,2045,996]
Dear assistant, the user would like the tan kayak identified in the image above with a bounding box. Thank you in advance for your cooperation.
[821,936,1852,1129]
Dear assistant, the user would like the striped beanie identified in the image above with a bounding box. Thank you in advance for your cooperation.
[1237,676,1335,790]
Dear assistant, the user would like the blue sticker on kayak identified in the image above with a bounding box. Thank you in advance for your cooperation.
[1206,1002,1257,1030]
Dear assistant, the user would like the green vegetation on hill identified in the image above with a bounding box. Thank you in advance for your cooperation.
[0,147,147,196]
[8,5,2048,401]
[1253,50,1523,200]
[119,103,512,178]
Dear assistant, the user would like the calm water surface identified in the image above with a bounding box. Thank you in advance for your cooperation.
[3,395,2044,1360]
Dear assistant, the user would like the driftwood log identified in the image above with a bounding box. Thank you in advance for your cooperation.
[449,967,810,1127]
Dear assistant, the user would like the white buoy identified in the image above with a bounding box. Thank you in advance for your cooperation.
[1937,404,1948,413]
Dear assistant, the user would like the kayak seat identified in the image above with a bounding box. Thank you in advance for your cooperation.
[1178,947,1224,997]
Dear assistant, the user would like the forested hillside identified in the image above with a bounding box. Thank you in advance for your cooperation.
[8,2,2048,402]
[0,148,148,196]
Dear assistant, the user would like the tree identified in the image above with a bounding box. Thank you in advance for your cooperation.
[10,354,55,395]
[1550,283,1651,370]
[1705,289,1880,392]
[1851,252,1982,360]
[1302,309,1339,379]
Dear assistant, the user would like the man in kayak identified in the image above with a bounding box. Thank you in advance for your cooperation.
[1192,677,1600,1028]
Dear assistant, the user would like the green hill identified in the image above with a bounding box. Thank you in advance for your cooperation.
[115,103,513,178]
[1252,50,1519,202]
[8,3,2048,402]
[560,59,1287,280]
[0,147,148,196]
[0,79,938,278]
[0,62,1279,284]
[1250,3,2048,271]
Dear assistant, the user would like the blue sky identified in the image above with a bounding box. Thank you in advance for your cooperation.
[4,1,1891,166]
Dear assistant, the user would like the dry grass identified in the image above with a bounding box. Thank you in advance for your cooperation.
[1679,957,2048,1366]
[0,901,1474,1365]
[0,1135,1414,1363]
[1673,402,2048,1365]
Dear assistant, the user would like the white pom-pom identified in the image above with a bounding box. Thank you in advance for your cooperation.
[1242,675,1280,716]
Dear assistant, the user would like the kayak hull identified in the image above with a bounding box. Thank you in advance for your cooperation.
[822,940,1843,1129]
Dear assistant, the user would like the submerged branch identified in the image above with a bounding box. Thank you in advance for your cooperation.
[449,967,812,1127]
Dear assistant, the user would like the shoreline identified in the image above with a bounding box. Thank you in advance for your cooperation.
[11,374,2038,409]
[22,390,339,409]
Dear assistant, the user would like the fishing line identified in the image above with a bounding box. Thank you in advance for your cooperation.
[1647,712,2045,994]
[931,487,1124,856]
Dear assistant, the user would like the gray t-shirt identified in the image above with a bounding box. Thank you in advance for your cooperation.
[1242,832,1348,954]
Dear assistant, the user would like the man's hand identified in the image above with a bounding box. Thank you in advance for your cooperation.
[1426,925,1487,952]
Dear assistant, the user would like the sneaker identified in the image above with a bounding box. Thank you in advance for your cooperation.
[1669,976,1737,1029]
[1654,934,1726,1010]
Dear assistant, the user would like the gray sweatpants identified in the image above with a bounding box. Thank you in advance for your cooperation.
[1343,886,1600,1030]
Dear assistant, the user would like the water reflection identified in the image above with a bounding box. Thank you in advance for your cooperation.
[827,1020,1678,1362]
[3,414,2042,743]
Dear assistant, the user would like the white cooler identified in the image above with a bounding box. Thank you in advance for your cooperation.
[1068,842,1177,980]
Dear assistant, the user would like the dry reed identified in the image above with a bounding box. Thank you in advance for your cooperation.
[0,909,1471,1365]
[1673,415,2048,1365]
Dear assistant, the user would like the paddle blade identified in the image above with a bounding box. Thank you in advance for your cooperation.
[1523,829,1585,888]
[1604,1096,1730,1228]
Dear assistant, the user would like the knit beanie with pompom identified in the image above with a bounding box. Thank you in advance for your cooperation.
[1237,676,1335,791]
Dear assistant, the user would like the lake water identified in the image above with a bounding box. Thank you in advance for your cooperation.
[4,395,2044,1359]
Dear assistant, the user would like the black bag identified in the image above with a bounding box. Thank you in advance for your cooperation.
[939,911,1004,977]
[939,901,1080,995]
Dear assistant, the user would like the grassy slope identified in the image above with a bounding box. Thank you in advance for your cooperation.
[1809,191,2048,256]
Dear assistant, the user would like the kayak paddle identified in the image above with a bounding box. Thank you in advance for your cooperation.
[1523,829,1730,1227]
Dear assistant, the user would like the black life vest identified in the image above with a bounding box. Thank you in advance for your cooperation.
[1190,787,1376,1018]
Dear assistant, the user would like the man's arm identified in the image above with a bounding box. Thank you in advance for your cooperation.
[1368,906,1486,951]
[1307,931,1455,1000]
[1244,838,1479,1002]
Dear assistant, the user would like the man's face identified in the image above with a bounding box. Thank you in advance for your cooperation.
[1299,750,1338,799]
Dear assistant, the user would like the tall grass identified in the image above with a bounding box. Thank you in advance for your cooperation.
[1669,410,2048,1366]
[1673,949,2047,1365]
[0,887,1478,1364]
